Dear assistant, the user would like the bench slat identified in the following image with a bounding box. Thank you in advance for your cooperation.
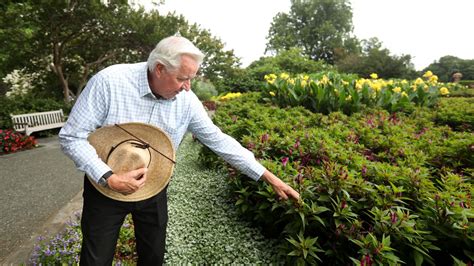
[11,109,66,135]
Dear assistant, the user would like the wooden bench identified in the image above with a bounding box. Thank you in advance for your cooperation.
[10,109,66,136]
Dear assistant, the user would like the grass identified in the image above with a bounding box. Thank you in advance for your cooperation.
[30,133,279,264]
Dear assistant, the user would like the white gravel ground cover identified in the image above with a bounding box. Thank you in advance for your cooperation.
[164,133,280,264]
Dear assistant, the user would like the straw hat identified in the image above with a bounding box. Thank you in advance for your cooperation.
[87,122,176,202]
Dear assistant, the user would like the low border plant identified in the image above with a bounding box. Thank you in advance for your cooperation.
[0,129,37,154]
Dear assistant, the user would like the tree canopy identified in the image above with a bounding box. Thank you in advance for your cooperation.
[0,1,240,102]
[266,0,355,64]
[336,38,416,79]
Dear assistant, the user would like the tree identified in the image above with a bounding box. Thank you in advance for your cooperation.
[423,56,474,82]
[1,1,241,102]
[336,38,416,79]
[210,48,333,94]
[248,48,332,79]
[1,1,140,101]
[266,0,355,64]
[0,1,36,78]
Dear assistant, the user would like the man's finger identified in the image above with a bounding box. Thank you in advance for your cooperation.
[289,190,300,200]
[130,167,148,179]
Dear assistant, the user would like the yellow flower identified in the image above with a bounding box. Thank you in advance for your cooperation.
[401,91,408,97]
[439,87,450,95]
[288,78,295,85]
[370,73,378,79]
[415,78,424,85]
[423,70,433,78]
[269,91,276,97]
[342,80,349,86]
[220,92,242,101]
[264,74,277,84]
[264,73,276,81]
[392,87,401,93]
[280,73,290,80]
[320,75,330,85]
[429,75,438,83]
[345,95,352,101]
[401,79,408,85]
[371,82,382,92]
[300,80,307,87]
[423,85,429,92]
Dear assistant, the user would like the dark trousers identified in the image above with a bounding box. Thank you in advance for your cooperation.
[80,177,168,266]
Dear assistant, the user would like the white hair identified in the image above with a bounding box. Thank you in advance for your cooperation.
[147,36,205,72]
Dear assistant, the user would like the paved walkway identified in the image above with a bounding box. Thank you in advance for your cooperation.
[0,136,84,264]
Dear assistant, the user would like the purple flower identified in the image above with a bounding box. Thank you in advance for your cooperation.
[361,165,367,177]
[391,211,397,224]
[261,133,269,143]
[281,157,289,167]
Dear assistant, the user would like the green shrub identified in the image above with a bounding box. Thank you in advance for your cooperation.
[434,98,474,131]
[191,79,218,101]
[213,68,264,94]
[201,92,474,265]
[459,80,474,88]
[247,48,332,81]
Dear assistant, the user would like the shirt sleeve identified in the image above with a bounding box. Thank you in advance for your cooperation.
[58,73,112,182]
[187,95,265,181]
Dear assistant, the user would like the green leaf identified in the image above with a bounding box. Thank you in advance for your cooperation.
[413,249,424,266]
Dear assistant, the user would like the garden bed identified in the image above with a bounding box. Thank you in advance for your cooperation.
[200,91,473,265]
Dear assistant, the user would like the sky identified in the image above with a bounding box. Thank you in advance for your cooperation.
[136,0,474,70]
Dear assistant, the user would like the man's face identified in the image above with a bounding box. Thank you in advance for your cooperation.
[152,55,199,99]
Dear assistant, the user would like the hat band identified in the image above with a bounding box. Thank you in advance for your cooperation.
[105,139,152,169]
[114,124,176,164]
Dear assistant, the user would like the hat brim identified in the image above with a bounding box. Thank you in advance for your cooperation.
[87,122,175,202]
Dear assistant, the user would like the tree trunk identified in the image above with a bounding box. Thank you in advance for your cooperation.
[57,65,71,103]
[76,51,119,96]
[52,43,72,103]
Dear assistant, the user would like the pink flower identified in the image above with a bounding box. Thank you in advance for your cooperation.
[341,200,346,209]
[281,157,289,167]
[294,139,300,149]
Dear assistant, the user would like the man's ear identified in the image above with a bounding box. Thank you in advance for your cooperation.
[155,64,165,77]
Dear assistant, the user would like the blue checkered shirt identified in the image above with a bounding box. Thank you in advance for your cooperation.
[59,62,265,183]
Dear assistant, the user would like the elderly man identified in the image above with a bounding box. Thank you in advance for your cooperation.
[59,35,299,265]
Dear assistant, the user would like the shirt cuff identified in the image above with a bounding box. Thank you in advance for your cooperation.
[86,160,112,183]
[243,163,266,181]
